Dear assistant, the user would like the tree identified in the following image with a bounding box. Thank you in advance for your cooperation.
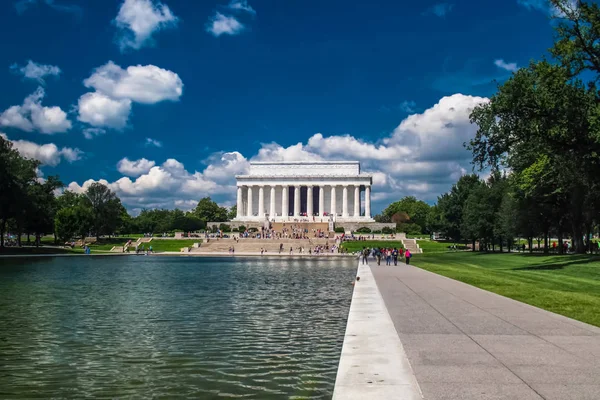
[228,205,237,221]
[84,182,123,237]
[25,176,63,246]
[436,175,482,242]
[194,197,228,223]
[0,135,39,247]
[469,60,600,253]
[55,208,78,244]
[381,196,431,233]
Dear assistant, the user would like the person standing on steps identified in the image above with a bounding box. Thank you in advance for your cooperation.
[405,249,412,265]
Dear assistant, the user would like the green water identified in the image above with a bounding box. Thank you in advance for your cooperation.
[0,256,356,399]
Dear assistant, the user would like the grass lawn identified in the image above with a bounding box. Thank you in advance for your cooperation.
[341,240,404,253]
[411,251,600,327]
[416,240,470,253]
[145,239,201,252]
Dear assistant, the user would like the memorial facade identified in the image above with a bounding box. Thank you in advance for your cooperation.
[233,161,375,223]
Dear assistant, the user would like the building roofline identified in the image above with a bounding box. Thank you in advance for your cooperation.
[249,161,360,165]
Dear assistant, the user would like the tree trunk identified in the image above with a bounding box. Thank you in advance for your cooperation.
[499,236,504,253]
[537,238,541,252]
[35,234,40,248]
[17,229,22,247]
[572,224,585,254]
[528,237,533,253]
[472,239,476,252]
[558,233,564,255]
[27,233,31,245]
[544,231,549,255]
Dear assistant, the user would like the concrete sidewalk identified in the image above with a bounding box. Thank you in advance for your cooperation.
[371,265,600,400]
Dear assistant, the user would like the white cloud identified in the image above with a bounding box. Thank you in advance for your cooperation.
[114,0,178,51]
[82,127,106,139]
[77,92,132,129]
[0,87,72,134]
[83,61,183,104]
[76,61,182,130]
[1,133,82,166]
[206,12,244,37]
[145,137,162,147]
[517,0,578,17]
[68,93,489,211]
[10,60,61,84]
[494,59,518,72]
[228,0,255,14]
[117,157,156,176]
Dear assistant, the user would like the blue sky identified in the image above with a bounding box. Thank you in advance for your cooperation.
[0,0,569,214]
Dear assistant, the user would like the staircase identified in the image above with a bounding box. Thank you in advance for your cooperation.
[401,238,422,254]
[191,237,335,254]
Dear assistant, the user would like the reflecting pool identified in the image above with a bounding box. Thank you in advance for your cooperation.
[0,256,356,399]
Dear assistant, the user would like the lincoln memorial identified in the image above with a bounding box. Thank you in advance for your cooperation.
[234,161,375,223]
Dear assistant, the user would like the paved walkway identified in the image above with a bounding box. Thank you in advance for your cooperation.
[371,264,600,400]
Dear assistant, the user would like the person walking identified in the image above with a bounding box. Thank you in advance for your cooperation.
[405,249,412,265]
[362,247,368,264]
[385,249,392,266]
[392,248,398,266]
[376,248,382,266]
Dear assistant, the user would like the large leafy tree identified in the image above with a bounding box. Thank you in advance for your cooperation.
[436,174,481,242]
[0,136,39,247]
[194,197,228,223]
[381,196,431,234]
[84,182,123,237]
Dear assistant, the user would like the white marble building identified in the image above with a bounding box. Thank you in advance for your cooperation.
[233,161,374,222]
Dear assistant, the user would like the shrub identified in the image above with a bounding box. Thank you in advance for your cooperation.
[382,226,394,234]
[356,227,371,233]
[248,227,258,233]
[334,226,345,233]
[219,223,231,233]
[238,225,246,232]
[232,228,239,232]
[372,230,382,234]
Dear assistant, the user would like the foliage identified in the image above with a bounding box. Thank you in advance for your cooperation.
[341,240,404,253]
[355,227,371,233]
[227,205,237,221]
[334,226,345,233]
[381,196,430,233]
[194,197,228,223]
[219,223,231,232]
[381,226,394,234]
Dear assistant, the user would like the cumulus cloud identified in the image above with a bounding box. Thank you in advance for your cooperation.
[228,0,255,14]
[1,133,82,166]
[68,93,488,211]
[83,61,183,104]
[494,59,518,72]
[0,87,72,134]
[117,157,156,176]
[82,127,106,139]
[145,137,162,147]
[77,92,132,129]
[10,60,61,84]
[76,61,183,130]
[206,12,244,37]
[114,0,178,51]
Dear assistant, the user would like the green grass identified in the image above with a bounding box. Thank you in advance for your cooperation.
[341,240,404,253]
[416,239,469,253]
[411,252,600,327]
[143,239,201,252]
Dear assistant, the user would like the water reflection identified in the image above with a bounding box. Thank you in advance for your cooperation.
[0,256,355,399]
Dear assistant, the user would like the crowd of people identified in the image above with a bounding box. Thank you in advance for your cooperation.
[360,247,412,265]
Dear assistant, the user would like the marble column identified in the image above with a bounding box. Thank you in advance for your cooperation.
[294,185,301,217]
[307,185,313,217]
[365,185,371,218]
[247,186,253,217]
[237,186,243,217]
[354,185,360,217]
[282,186,288,218]
[269,186,276,218]
[258,186,265,217]
[342,185,349,217]
[330,185,337,216]
[319,186,325,217]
